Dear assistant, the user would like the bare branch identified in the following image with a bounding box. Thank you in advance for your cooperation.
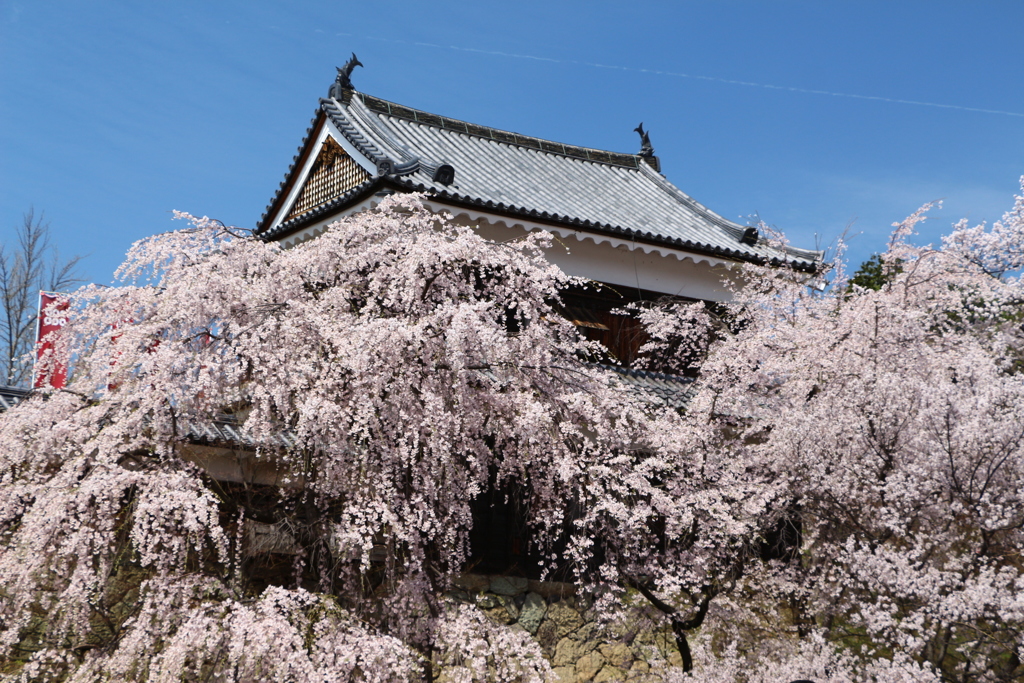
[0,209,84,385]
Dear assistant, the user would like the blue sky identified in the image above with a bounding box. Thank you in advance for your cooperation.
[2,1,1023,285]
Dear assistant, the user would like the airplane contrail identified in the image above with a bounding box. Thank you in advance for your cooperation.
[355,35,1024,119]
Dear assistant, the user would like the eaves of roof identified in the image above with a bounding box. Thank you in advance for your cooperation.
[255,89,823,271]
[386,177,820,271]
[263,173,819,272]
[0,385,30,411]
[0,386,294,450]
[599,364,697,409]
[0,364,696,448]
[258,110,325,236]
[258,175,384,243]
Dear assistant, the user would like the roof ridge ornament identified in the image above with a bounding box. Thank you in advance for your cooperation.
[432,164,455,186]
[328,53,363,99]
[634,122,661,173]
[740,225,760,245]
[634,123,655,158]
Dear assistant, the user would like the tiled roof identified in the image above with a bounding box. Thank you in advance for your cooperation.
[0,387,294,449]
[0,385,29,411]
[258,90,822,270]
[181,417,297,450]
[0,365,695,448]
[599,365,697,409]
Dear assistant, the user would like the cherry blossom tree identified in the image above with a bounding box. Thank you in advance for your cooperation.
[1,195,764,681]
[4,178,1024,682]
[654,183,1024,682]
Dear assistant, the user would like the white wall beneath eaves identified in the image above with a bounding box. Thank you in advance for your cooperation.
[275,199,741,302]
[453,216,737,302]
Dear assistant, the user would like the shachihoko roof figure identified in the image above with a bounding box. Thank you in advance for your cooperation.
[256,56,822,276]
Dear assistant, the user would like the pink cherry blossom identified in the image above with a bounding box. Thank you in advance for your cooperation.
[3,183,1024,682]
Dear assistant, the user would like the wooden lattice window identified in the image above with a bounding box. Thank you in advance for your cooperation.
[286,137,371,221]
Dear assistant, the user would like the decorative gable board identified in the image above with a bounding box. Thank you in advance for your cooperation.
[268,117,379,234]
[286,137,371,222]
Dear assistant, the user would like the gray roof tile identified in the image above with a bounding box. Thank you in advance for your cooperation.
[0,385,29,411]
[0,387,294,449]
[0,366,696,451]
[257,90,822,269]
[598,365,697,409]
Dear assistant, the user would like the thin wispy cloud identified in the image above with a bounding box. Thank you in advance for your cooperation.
[356,35,1024,119]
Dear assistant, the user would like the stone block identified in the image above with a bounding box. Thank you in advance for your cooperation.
[536,619,560,652]
[575,651,607,681]
[518,592,547,634]
[528,578,576,600]
[547,602,585,639]
[475,593,500,609]
[553,637,583,666]
[598,643,634,669]
[483,604,515,625]
[571,622,596,643]
[594,666,627,682]
[453,573,490,593]
[498,594,520,620]
[489,575,528,596]
[553,665,576,683]
[653,631,675,657]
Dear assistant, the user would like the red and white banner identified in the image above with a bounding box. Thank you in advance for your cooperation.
[35,292,69,389]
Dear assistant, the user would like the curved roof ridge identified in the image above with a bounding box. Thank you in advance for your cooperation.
[256,88,823,271]
[257,110,322,231]
[342,96,424,174]
[634,162,824,263]
[321,98,390,169]
[356,91,643,169]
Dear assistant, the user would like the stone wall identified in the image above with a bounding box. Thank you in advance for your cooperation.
[450,574,682,683]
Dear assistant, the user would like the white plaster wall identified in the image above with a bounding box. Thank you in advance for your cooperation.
[461,218,734,302]
[275,199,743,301]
